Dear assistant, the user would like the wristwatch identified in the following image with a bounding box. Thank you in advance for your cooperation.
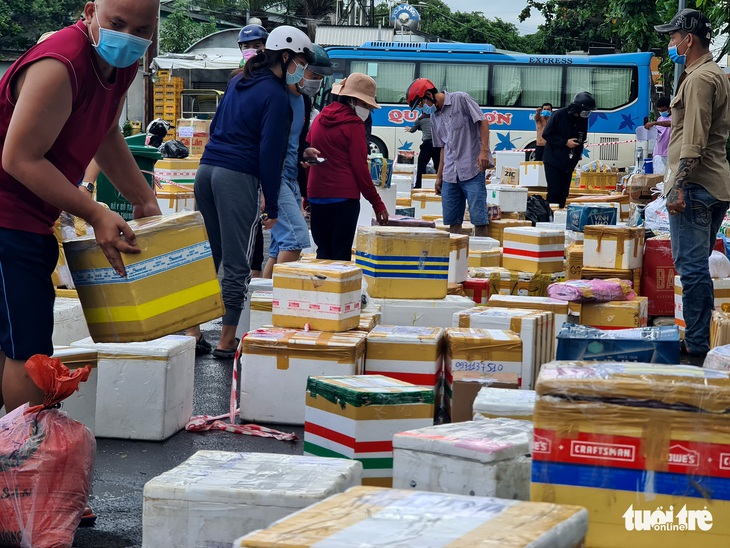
[80,181,95,193]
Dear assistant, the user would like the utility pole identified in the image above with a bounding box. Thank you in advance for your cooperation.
[672,0,687,96]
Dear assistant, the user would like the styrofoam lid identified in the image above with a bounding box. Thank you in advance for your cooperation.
[247,278,273,294]
[469,236,500,252]
[393,418,532,462]
[486,185,528,193]
[54,297,84,320]
[71,334,194,357]
[473,387,536,417]
[144,451,362,505]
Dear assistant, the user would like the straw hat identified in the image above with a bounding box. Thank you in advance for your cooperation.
[334,73,380,109]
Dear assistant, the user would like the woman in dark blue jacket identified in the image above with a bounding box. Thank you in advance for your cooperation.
[189,26,314,358]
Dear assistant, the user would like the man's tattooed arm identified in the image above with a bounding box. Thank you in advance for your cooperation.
[667,157,700,207]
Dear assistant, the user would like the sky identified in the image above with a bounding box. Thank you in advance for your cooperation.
[442,0,545,36]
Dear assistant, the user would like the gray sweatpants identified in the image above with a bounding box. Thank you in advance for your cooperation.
[194,164,260,326]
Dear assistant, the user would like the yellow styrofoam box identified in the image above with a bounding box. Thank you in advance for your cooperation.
[532,361,730,548]
[488,219,532,245]
[355,226,449,299]
[583,226,645,270]
[575,296,649,329]
[63,212,223,343]
[272,260,362,332]
[236,486,587,547]
[502,227,565,274]
[469,248,502,268]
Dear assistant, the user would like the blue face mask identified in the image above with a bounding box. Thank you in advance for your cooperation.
[92,10,152,68]
[541,110,552,117]
[668,35,689,65]
[286,62,307,85]
[659,110,670,118]
[421,103,436,115]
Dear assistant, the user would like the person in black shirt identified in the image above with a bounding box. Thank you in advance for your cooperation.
[542,91,596,207]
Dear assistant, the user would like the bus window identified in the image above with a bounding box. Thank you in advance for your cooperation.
[420,63,489,105]
[565,66,634,109]
[350,60,415,104]
[492,65,562,108]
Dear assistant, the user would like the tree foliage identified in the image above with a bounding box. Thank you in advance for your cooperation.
[0,0,84,51]
[160,1,219,54]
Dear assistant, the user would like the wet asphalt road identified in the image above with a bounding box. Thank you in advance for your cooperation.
[72,319,304,548]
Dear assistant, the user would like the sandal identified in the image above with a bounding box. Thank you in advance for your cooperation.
[79,505,97,528]
[195,335,212,356]
[212,338,240,360]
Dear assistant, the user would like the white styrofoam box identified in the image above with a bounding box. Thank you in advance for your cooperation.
[142,451,362,548]
[421,174,438,190]
[553,209,567,227]
[473,386,536,420]
[393,418,533,499]
[52,297,90,346]
[486,185,528,213]
[412,192,442,219]
[156,191,195,216]
[674,275,730,335]
[357,185,397,244]
[705,345,730,370]
[234,486,589,548]
[51,346,98,432]
[519,161,547,187]
[583,226,645,270]
[449,234,469,284]
[502,227,565,275]
[240,328,367,425]
[391,173,413,196]
[70,335,195,440]
[237,278,274,338]
[535,222,567,232]
[249,290,273,332]
[369,295,476,328]
[453,307,553,390]
[469,236,500,252]
[494,151,524,173]
[566,230,584,246]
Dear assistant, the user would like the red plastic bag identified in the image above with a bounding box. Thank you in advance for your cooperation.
[0,355,95,548]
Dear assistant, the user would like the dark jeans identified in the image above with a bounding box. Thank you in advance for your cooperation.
[544,163,572,208]
[415,140,441,189]
[310,199,360,261]
[534,146,545,161]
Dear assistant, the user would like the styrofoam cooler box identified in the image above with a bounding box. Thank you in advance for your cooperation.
[391,173,413,195]
[468,248,502,268]
[583,226,645,270]
[473,386,536,421]
[486,184,528,213]
[469,236,500,251]
[421,173,438,190]
[240,328,366,425]
[236,278,273,338]
[412,192,442,219]
[535,222,567,232]
[393,418,533,499]
[449,233,469,284]
[304,376,434,486]
[51,346,98,432]
[357,185,397,242]
[249,290,272,331]
[494,150,525,173]
[142,451,363,548]
[272,260,362,332]
[553,208,567,227]
[234,486,589,547]
[365,326,444,402]
[369,295,475,328]
[454,306,553,390]
[502,227,565,274]
[519,161,547,187]
[53,297,90,345]
[71,335,195,440]
[674,275,730,336]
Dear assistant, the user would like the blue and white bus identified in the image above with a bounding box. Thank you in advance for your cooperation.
[322,42,654,168]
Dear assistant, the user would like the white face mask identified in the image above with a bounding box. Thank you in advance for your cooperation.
[354,105,370,121]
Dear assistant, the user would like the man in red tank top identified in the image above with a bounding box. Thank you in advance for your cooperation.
[0,0,161,413]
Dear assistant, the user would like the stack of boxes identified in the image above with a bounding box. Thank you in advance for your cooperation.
[153,70,183,140]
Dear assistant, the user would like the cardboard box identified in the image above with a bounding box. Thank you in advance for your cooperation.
[235,486,588,547]
[500,165,519,185]
[486,185,528,213]
[519,161,547,187]
[473,386,535,421]
[532,361,730,548]
[368,295,475,328]
[356,226,449,299]
[64,212,224,343]
[488,219,532,245]
[272,260,361,332]
[626,173,664,204]
[502,227,565,274]
[449,233,469,284]
[583,226,645,270]
[304,376,434,486]
[142,452,362,548]
[468,248,502,268]
[176,118,211,157]
[565,203,618,232]
[154,157,200,186]
[675,276,730,336]
[566,245,584,280]
[556,324,680,363]
[577,297,649,330]
[240,328,367,425]
[641,236,676,316]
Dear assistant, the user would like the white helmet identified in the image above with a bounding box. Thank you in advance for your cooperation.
[265,25,315,63]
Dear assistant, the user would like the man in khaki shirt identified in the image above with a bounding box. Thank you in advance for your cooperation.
[656,9,730,358]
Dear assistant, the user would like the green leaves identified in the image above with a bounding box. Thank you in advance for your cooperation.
[0,0,82,51]
[159,0,219,54]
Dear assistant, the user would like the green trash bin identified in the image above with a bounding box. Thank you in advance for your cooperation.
[96,135,162,220]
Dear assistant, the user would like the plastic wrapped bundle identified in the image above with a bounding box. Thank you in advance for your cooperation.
[547,278,635,303]
[705,345,730,370]
[711,309,730,348]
